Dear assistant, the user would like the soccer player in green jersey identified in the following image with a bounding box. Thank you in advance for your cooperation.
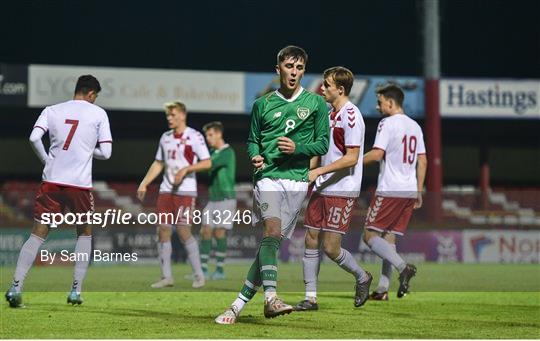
[199,121,236,280]
[215,45,330,324]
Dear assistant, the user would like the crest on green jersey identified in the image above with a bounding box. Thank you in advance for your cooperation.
[296,107,310,120]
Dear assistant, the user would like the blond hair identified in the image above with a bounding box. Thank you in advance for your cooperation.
[163,101,187,113]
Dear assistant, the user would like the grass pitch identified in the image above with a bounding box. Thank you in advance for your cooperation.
[1,263,539,339]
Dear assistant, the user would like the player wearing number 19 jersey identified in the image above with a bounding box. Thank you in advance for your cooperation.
[5,75,112,308]
[215,45,329,324]
[362,84,427,300]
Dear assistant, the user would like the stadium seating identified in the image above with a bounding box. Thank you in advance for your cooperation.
[1,180,539,228]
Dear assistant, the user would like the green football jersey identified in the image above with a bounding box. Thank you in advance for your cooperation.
[247,88,330,182]
[208,144,236,201]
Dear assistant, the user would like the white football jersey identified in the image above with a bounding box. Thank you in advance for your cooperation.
[314,102,365,198]
[155,126,210,196]
[373,114,426,198]
[33,100,112,189]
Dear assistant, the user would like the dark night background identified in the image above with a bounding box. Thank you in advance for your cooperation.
[0,0,539,184]
[2,0,539,77]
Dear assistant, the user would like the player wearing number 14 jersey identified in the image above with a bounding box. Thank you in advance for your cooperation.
[362,84,427,300]
[137,101,211,290]
[5,75,112,308]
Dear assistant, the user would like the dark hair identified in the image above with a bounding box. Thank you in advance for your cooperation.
[376,83,404,107]
[203,121,224,133]
[74,75,101,95]
[323,66,354,96]
[277,45,308,65]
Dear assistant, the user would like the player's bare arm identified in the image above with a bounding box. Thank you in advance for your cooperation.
[309,147,360,183]
[174,158,212,186]
[363,148,385,165]
[137,160,165,201]
[277,136,296,154]
[310,156,320,170]
[415,154,428,209]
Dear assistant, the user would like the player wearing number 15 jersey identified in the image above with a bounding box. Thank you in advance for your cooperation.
[5,75,112,308]
[215,45,329,324]
[362,84,427,300]
[295,67,372,312]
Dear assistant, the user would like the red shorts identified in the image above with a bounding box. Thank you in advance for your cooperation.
[156,193,195,226]
[304,193,356,234]
[34,182,94,223]
[364,195,415,236]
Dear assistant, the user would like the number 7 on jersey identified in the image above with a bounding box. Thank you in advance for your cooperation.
[63,119,79,150]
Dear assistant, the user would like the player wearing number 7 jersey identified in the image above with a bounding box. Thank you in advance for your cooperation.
[215,45,329,324]
[362,84,427,300]
[5,75,112,308]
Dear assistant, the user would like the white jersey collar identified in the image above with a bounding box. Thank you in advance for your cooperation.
[275,87,304,102]
[216,143,229,151]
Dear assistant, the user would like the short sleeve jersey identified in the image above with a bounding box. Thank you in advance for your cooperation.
[208,144,236,201]
[33,100,112,189]
[314,102,365,198]
[373,114,426,198]
[247,88,330,182]
[155,127,210,196]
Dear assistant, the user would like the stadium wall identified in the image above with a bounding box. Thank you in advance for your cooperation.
[2,227,538,265]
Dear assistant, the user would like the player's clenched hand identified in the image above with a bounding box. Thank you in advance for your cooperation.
[137,184,147,202]
[308,169,320,183]
[174,168,189,186]
[277,136,296,154]
[251,155,265,170]
[414,193,423,209]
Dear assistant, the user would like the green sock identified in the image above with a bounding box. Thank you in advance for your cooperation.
[215,237,227,273]
[239,251,261,300]
[258,236,280,294]
[200,239,211,273]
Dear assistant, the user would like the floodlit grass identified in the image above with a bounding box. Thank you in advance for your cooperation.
[1,263,539,338]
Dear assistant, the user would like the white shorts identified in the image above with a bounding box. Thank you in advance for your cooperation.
[202,199,237,230]
[252,178,309,239]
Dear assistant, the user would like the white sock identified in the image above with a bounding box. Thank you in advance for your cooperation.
[184,237,203,278]
[367,236,406,272]
[72,235,92,294]
[333,248,370,283]
[158,241,172,279]
[377,244,395,293]
[232,297,247,313]
[13,234,45,292]
[264,289,277,302]
[303,248,320,300]
[231,281,260,314]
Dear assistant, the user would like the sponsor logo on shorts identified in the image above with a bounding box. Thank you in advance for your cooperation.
[273,111,282,118]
